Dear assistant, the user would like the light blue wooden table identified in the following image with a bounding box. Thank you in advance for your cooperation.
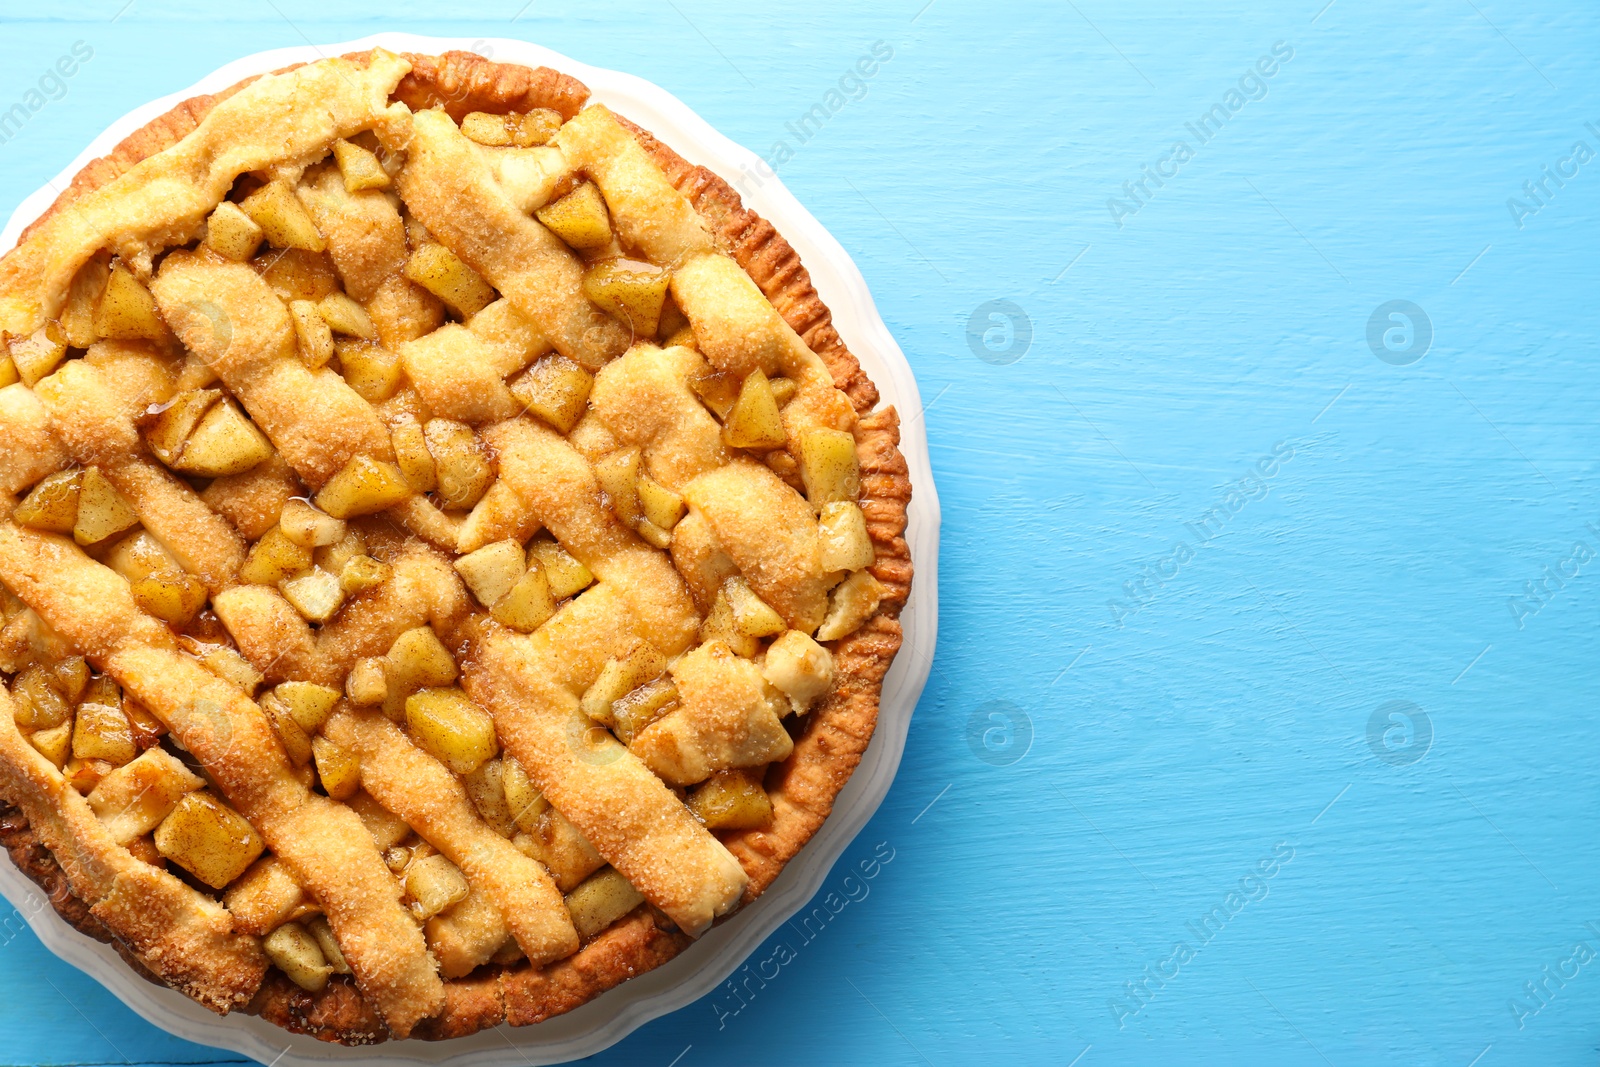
[1,1,1597,1064]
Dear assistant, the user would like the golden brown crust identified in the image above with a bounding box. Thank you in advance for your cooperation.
[250,972,390,1045]
[0,804,139,965]
[499,907,692,1027]
[19,81,258,248]
[0,803,269,1007]
[0,48,913,1044]
[394,51,591,123]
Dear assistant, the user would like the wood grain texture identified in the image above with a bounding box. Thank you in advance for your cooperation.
[1,2,1599,1065]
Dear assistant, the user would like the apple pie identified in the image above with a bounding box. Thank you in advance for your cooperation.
[0,49,911,1043]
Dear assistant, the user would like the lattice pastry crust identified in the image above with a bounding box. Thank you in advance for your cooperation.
[0,49,911,1043]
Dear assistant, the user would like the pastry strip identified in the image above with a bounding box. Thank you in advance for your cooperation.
[151,253,393,489]
[323,707,579,966]
[210,585,338,687]
[679,460,829,634]
[0,524,444,1035]
[389,494,464,552]
[485,419,700,654]
[462,420,745,934]
[554,105,714,267]
[0,685,267,1012]
[467,297,549,369]
[34,357,245,591]
[0,51,413,336]
[670,252,855,443]
[588,343,728,488]
[314,540,469,671]
[463,623,746,937]
[152,254,468,554]
[425,886,510,979]
[0,384,69,494]
[385,108,629,368]
[294,164,440,348]
[202,453,300,541]
[552,106,852,441]
[399,325,522,425]
[630,640,793,787]
[586,347,829,632]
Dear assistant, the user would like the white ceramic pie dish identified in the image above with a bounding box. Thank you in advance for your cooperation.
[0,32,938,1067]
